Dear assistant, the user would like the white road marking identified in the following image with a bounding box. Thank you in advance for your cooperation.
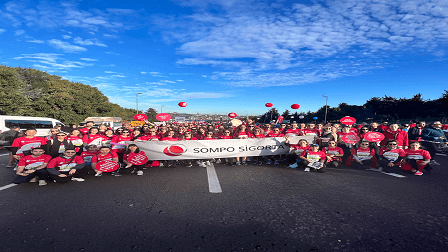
[0,153,9,157]
[435,153,447,156]
[0,183,18,191]
[206,163,222,193]
[366,168,406,178]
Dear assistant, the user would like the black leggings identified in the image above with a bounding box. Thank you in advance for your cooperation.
[119,164,145,174]
[12,169,49,184]
[49,167,88,183]
[421,142,439,159]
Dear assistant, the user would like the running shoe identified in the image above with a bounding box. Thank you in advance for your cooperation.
[38,180,47,186]
[236,161,241,165]
[30,177,38,183]
[242,161,247,165]
[95,173,102,177]
[274,161,279,165]
[186,163,193,167]
[6,163,16,168]
[71,177,85,182]
[414,171,423,176]
[206,161,211,166]
[199,162,207,167]
[289,163,298,169]
[266,160,272,165]
[258,161,263,165]
[304,167,310,172]
[137,171,143,176]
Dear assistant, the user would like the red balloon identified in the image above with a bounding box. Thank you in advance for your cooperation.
[291,104,300,109]
[265,103,273,107]
[228,112,237,118]
[178,102,187,107]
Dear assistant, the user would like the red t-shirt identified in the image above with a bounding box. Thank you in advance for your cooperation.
[203,137,216,140]
[123,151,148,164]
[404,149,431,160]
[47,156,84,171]
[234,132,251,139]
[300,150,326,161]
[286,129,302,135]
[12,136,48,155]
[82,134,103,146]
[290,145,311,156]
[219,135,232,139]
[266,132,285,137]
[92,152,118,163]
[324,146,344,161]
[111,135,132,153]
[18,154,52,170]
[251,134,265,138]
[81,151,99,164]
[160,137,178,141]
[302,129,319,136]
[379,147,406,162]
[146,135,160,141]
[183,137,198,140]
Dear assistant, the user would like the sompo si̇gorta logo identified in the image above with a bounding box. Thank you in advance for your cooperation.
[163,144,188,156]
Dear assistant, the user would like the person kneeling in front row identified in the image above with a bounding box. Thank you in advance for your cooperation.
[298,144,326,172]
[46,148,87,183]
[13,147,52,186]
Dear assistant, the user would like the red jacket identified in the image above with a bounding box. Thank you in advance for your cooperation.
[381,130,409,147]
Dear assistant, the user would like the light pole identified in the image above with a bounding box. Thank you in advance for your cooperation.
[161,105,164,113]
[136,93,142,114]
[323,95,328,123]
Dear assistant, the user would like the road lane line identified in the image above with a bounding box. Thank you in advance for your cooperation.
[0,153,9,156]
[435,153,447,156]
[0,183,18,191]
[206,164,222,193]
[366,168,406,178]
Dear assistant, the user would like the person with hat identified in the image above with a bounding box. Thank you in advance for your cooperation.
[46,148,87,183]
[13,147,52,186]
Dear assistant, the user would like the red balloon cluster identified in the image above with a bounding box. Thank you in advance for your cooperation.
[291,104,300,109]
[178,102,187,107]
[265,103,273,107]
[228,112,237,118]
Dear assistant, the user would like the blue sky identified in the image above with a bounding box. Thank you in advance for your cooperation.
[1,0,447,117]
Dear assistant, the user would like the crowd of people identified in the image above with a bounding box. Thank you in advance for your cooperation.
[0,119,447,186]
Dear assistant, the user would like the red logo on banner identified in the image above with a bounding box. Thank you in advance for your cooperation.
[277,116,284,124]
[228,112,237,118]
[134,114,147,121]
[156,113,171,121]
[340,116,356,125]
[163,144,187,156]
[341,134,360,144]
[128,153,149,165]
[96,160,119,172]
[364,132,385,142]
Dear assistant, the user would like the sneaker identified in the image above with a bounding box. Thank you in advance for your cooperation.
[199,162,207,167]
[258,161,263,165]
[414,171,423,176]
[95,173,102,177]
[196,161,201,165]
[30,177,38,183]
[38,180,47,186]
[274,161,279,165]
[242,161,247,165]
[266,160,272,165]
[159,162,164,167]
[236,161,241,165]
[71,177,85,182]
[431,160,440,166]
[304,167,310,172]
[206,161,211,166]
[6,163,16,168]
[216,159,222,164]
[111,172,121,177]
[186,163,193,167]
[131,168,136,174]
[136,171,143,176]
[289,163,298,169]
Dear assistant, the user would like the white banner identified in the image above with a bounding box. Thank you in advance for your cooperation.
[175,117,186,122]
[134,135,315,160]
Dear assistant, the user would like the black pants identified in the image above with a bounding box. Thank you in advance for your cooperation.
[119,164,145,174]
[338,145,352,164]
[49,167,88,183]
[12,169,49,184]
[378,158,399,173]
[421,141,439,160]
[350,159,373,169]
[327,160,341,168]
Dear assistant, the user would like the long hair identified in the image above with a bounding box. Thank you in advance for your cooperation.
[125,144,140,154]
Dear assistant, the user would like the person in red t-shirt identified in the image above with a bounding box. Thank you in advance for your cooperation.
[13,147,52,186]
[378,140,406,173]
[111,129,132,163]
[346,141,376,169]
[91,146,119,176]
[324,140,344,168]
[285,123,302,136]
[123,144,148,176]
[233,125,251,165]
[402,142,431,176]
[265,127,285,165]
[46,148,86,183]
[285,137,311,168]
[82,127,103,147]
[299,144,326,172]
[337,125,357,163]
[11,128,48,160]
[381,124,409,149]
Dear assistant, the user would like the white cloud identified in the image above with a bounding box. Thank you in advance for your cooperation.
[80,58,98,61]
[62,35,72,39]
[105,51,120,55]
[14,53,94,70]
[48,39,87,53]
[74,37,107,47]
[0,29,6,33]
[141,71,147,74]
[14,29,25,35]
[27,39,44,43]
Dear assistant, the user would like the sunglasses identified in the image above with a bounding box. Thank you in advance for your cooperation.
[65,151,76,154]
[57,134,66,136]
[388,143,397,146]
[224,132,230,133]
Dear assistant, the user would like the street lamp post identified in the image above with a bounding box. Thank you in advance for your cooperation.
[136,93,142,114]
[161,105,164,113]
[323,95,328,123]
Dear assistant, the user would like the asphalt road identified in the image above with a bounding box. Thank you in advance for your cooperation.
[1,150,447,252]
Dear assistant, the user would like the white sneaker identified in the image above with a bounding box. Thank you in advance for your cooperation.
[95,173,102,177]
[30,177,38,183]
[216,159,222,164]
[206,161,211,166]
[304,167,310,172]
[159,162,164,167]
[71,177,85,182]
[199,162,207,167]
[136,171,143,176]
[38,180,47,186]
